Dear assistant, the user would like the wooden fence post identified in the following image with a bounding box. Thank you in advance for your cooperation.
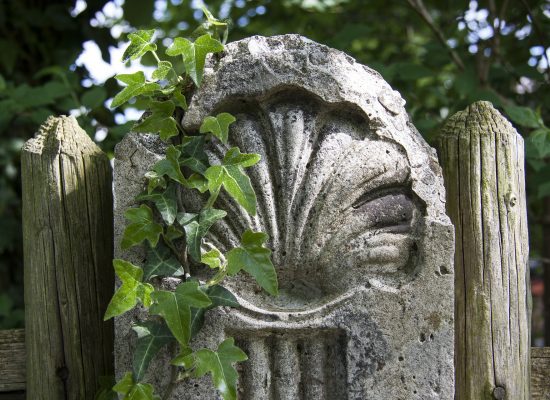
[438,101,531,400]
[21,116,114,399]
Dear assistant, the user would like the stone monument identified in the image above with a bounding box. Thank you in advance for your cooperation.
[114,34,455,399]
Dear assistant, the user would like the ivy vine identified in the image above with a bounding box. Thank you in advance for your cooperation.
[100,8,278,400]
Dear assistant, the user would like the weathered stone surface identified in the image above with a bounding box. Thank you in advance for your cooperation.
[114,34,454,399]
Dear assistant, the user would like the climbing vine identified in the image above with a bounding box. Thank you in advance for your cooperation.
[100,8,278,400]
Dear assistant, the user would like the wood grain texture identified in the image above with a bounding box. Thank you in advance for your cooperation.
[21,116,114,400]
[438,101,531,400]
[0,329,25,392]
[532,347,550,400]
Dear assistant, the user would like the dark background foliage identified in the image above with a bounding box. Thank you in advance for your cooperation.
[1,0,548,344]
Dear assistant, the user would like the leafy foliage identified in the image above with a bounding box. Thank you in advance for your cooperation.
[175,338,247,400]
[104,260,154,320]
[166,34,224,86]
[121,204,163,249]
[227,230,278,296]
[104,15,279,399]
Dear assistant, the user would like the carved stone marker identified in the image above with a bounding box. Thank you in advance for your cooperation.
[114,34,455,399]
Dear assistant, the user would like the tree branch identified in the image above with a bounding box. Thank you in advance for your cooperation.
[405,0,465,70]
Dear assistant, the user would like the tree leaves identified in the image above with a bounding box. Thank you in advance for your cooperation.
[178,208,227,261]
[122,29,157,62]
[111,72,160,108]
[503,105,543,129]
[149,281,211,345]
[137,183,178,225]
[143,242,183,281]
[227,230,278,295]
[104,260,154,320]
[132,321,174,381]
[134,100,178,141]
[200,113,236,143]
[181,338,247,400]
[121,205,163,249]
[152,145,186,185]
[165,34,224,86]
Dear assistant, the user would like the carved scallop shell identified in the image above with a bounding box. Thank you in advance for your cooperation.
[180,35,450,311]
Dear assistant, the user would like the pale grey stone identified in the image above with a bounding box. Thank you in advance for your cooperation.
[114,34,454,399]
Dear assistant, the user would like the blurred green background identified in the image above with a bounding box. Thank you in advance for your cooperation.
[0,0,549,345]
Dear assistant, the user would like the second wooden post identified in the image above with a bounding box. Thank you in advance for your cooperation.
[438,101,531,400]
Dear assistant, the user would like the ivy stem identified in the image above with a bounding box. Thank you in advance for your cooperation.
[204,188,220,209]
[206,264,227,287]
[151,50,162,64]
[162,234,189,276]
[162,342,179,400]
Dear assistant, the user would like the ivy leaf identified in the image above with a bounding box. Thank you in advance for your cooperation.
[178,135,208,164]
[205,285,239,308]
[95,376,117,400]
[132,321,174,381]
[187,338,248,400]
[189,285,238,338]
[179,208,227,262]
[223,147,260,167]
[165,34,223,86]
[152,60,172,80]
[201,248,222,269]
[180,157,208,175]
[144,171,166,194]
[137,184,178,225]
[134,100,178,141]
[227,230,278,295]
[121,204,163,249]
[104,260,152,320]
[152,145,186,185]
[200,113,236,144]
[172,89,188,110]
[503,105,543,129]
[204,165,257,216]
[122,29,157,62]
[149,281,212,345]
[111,72,160,109]
[186,173,209,193]
[113,372,134,396]
[143,242,184,280]
[165,225,184,242]
[113,372,157,400]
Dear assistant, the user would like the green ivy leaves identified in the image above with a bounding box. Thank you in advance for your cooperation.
[122,30,157,62]
[132,321,174,381]
[149,282,212,345]
[104,260,154,320]
[113,372,159,400]
[108,20,279,400]
[178,209,227,261]
[111,72,160,109]
[227,230,278,295]
[166,34,224,86]
[177,338,247,400]
[121,205,163,249]
[205,164,257,216]
[133,100,178,141]
[200,113,236,143]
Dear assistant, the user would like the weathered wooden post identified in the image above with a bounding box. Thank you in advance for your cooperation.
[21,116,114,399]
[438,101,531,399]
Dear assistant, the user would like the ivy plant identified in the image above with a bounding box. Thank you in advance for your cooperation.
[102,10,278,400]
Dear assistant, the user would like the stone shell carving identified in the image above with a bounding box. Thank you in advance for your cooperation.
[114,34,455,399]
